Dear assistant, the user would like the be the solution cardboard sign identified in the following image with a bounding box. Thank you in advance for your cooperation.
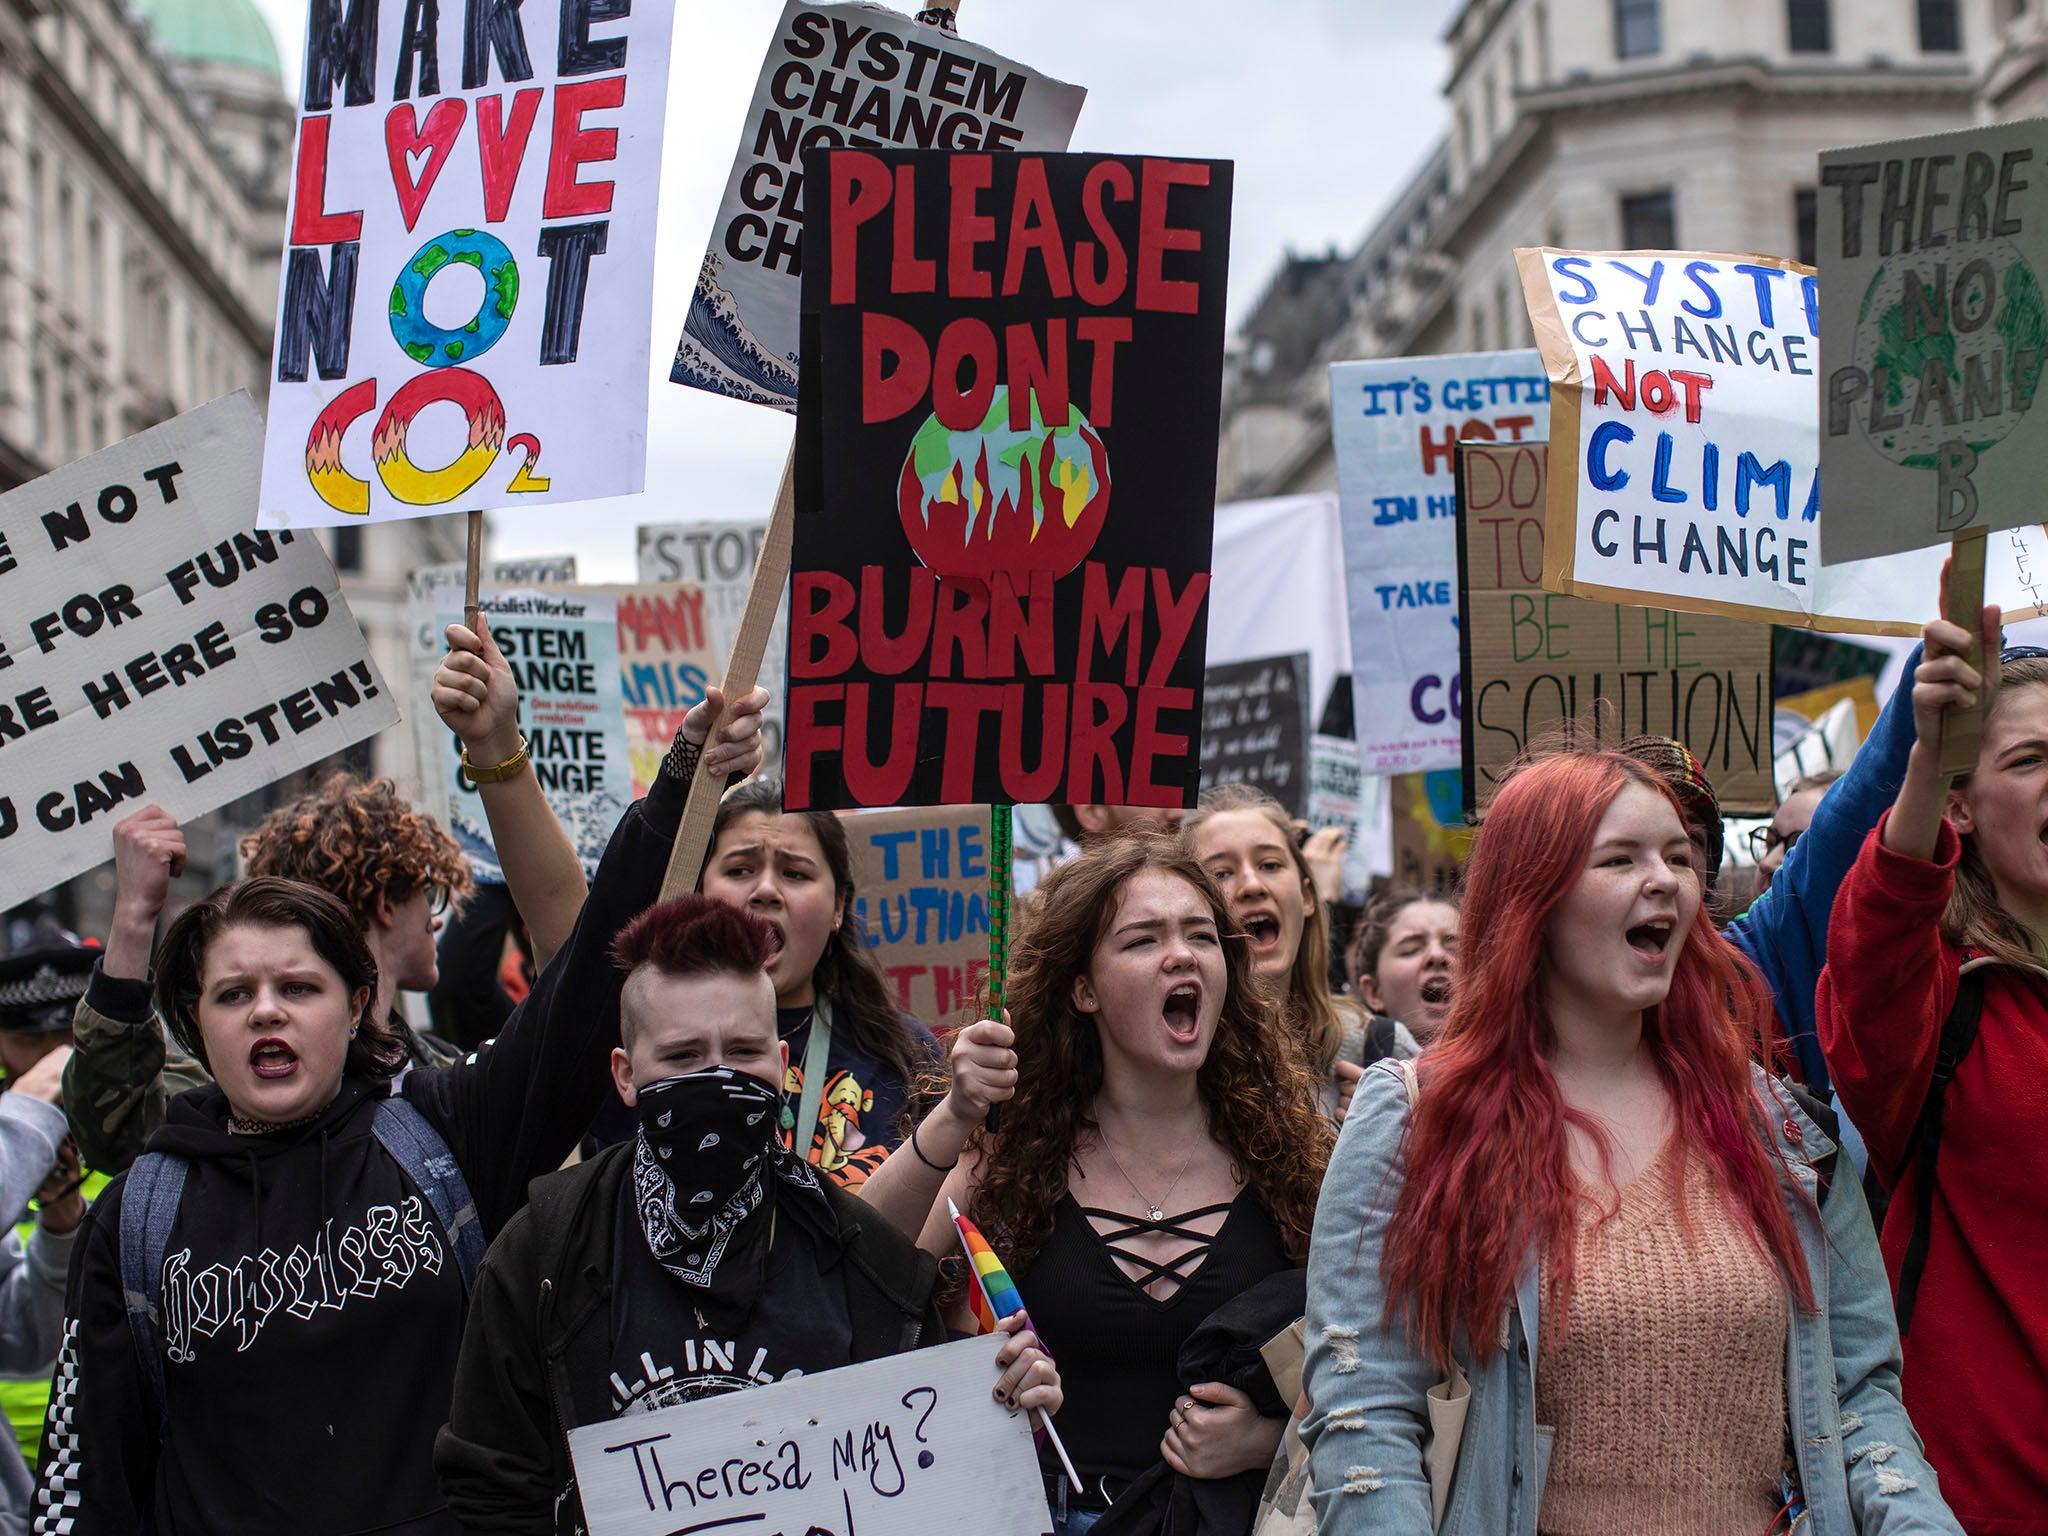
[1456,441,1774,816]
[1819,121,2048,564]
[671,0,1085,411]
[787,149,1233,810]
[260,0,676,527]
[0,395,398,908]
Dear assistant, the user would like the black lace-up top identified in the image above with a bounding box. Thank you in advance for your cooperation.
[1010,1189,1291,1486]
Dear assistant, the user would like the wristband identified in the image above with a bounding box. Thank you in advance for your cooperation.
[460,735,530,786]
[910,1120,958,1173]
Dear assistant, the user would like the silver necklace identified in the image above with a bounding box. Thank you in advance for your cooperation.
[1099,1132,1195,1223]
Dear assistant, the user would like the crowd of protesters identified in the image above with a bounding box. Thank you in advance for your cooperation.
[0,576,2033,1535]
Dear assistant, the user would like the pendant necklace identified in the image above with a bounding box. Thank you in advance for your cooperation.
[1101,1133,1194,1224]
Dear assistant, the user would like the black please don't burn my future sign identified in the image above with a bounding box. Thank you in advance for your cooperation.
[787,149,1233,810]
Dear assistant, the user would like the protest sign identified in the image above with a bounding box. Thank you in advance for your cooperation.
[786,148,1233,810]
[568,1333,1048,1536]
[845,804,992,1026]
[637,521,788,781]
[429,587,629,880]
[1200,653,1310,815]
[671,0,1086,411]
[0,394,397,908]
[604,582,728,797]
[1390,771,1471,897]
[406,553,575,815]
[259,0,676,528]
[1772,626,1888,700]
[1817,122,2048,564]
[1456,441,1776,815]
[1330,352,1551,774]
[1516,246,2048,632]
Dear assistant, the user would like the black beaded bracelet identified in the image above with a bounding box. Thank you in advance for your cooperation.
[909,1121,958,1173]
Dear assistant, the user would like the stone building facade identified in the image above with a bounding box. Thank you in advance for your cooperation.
[1221,0,1997,500]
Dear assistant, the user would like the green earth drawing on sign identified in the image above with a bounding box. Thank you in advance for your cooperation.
[1852,237,2046,469]
[388,229,519,367]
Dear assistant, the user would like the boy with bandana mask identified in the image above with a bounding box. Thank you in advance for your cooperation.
[434,896,1060,1533]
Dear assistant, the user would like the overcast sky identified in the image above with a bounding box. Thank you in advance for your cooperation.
[246,0,1455,579]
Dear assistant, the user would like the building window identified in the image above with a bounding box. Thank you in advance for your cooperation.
[1615,0,1661,58]
[1621,189,1678,248]
[1789,0,1831,50]
[333,526,364,574]
[1795,188,1818,266]
[1919,0,1961,50]
[1483,72,1498,142]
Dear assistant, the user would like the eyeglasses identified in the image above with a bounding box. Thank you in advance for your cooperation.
[1748,825,1803,862]
[423,883,451,917]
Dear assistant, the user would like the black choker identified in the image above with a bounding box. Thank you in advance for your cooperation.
[226,1107,327,1136]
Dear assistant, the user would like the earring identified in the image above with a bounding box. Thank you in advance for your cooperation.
[349,1024,359,1038]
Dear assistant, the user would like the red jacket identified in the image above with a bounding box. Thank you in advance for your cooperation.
[1819,815,2048,1535]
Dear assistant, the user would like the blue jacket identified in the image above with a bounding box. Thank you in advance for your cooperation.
[1301,1062,1960,1536]
[1727,648,1919,1095]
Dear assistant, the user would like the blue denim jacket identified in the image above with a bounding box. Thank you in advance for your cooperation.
[1302,1062,1961,1535]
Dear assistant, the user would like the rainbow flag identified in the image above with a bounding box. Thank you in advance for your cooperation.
[949,1198,1025,1335]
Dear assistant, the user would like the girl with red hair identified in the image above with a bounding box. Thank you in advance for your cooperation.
[1301,750,1957,1536]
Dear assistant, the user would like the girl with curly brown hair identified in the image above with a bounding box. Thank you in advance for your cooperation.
[861,833,1331,1531]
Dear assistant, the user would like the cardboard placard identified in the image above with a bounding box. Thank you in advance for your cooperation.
[1199,653,1310,815]
[1329,351,1551,774]
[0,395,398,908]
[844,804,993,1028]
[259,0,677,526]
[636,521,789,782]
[1817,120,2048,565]
[568,1334,1049,1536]
[786,149,1233,810]
[1516,246,2048,632]
[670,0,1085,411]
[1456,441,1776,815]
[429,587,630,881]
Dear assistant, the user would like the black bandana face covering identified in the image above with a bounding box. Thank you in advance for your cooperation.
[631,1068,817,1296]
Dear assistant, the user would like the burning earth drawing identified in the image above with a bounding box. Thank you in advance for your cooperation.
[896,387,1111,579]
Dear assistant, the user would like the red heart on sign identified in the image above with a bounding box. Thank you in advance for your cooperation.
[384,99,468,233]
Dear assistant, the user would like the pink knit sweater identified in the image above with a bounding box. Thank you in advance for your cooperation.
[1535,1137,1789,1536]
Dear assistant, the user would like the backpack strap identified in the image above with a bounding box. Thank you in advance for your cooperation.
[1896,967,1987,1337]
[1362,1015,1399,1066]
[118,1152,187,1436]
[374,1097,485,1292]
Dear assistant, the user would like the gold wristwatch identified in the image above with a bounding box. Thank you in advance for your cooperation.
[460,735,530,786]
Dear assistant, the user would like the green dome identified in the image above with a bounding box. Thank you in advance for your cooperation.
[128,0,283,81]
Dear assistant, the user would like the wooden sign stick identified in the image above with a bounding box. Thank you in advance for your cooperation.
[659,448,795,900]
[1939,523,1991,778]
[655,0,965,902]
[462,509,485,632]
